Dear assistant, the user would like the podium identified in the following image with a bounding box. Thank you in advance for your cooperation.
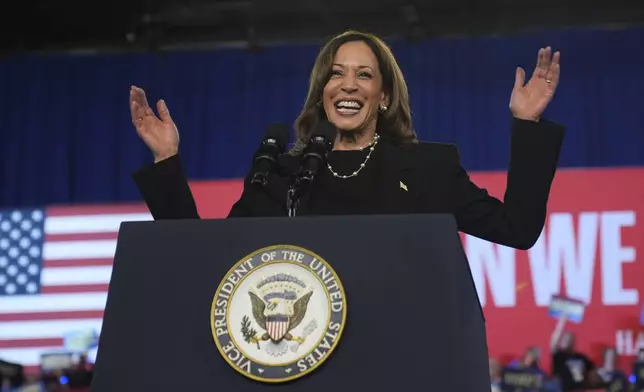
[91,214,490,391]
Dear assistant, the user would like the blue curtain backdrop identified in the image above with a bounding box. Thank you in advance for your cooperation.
[1,27,643,208]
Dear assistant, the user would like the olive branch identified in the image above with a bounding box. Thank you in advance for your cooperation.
[241,315,260,349]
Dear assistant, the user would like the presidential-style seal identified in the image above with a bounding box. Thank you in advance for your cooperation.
[210,245,347,383]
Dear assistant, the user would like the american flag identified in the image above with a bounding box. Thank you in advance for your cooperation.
[0,205,151,374]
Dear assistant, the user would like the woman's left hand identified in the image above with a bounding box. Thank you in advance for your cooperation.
[510,46,560,121]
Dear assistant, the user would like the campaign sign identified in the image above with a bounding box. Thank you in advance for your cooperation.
[548,295,586,323]
[63,329,98,353]
[40,353,74,373]
[500,367,543,392]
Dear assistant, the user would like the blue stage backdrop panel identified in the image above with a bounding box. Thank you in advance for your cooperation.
[0,27,642,207]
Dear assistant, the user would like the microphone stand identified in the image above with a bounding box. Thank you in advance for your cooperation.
[286,172,305,217]
[286,185,299,217]
[286,166,318,217]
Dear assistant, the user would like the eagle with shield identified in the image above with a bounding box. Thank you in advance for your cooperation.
[241,273,314,355]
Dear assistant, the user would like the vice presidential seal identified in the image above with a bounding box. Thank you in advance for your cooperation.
[210,245,347,383]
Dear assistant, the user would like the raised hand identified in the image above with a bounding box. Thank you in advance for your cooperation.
[510,46,561,121]
[130,86,179,162]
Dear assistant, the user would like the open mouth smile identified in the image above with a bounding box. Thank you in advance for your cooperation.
[334,99,364,116]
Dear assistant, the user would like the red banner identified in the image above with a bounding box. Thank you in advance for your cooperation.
[189,167,644,372]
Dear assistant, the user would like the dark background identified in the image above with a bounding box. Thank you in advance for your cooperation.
[6,0,644,54]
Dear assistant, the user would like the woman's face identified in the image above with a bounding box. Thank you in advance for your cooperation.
[322,40,386,134]
[523,350,537,367]
[559,332,575,351]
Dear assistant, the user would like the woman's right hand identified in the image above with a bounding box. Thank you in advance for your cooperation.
[130,86,179,162]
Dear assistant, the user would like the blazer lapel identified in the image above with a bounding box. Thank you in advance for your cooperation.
[376,140,422,214]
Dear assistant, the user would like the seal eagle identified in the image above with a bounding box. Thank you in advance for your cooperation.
[249,290,313,343]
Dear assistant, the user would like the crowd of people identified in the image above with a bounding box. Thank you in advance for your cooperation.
[1,331,643,391]
[490,316,644,391]
[0,355,91,392]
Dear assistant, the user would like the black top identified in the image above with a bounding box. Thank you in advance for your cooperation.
[551,350,596,391]
[133,117,565,250]
[308,146,381,215]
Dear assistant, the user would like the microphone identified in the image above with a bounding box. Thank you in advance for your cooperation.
[250,123,290,187]
[297,120,337,186]
[286,120,336,217]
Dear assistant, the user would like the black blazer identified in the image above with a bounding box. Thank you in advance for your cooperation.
[133,117,565,250]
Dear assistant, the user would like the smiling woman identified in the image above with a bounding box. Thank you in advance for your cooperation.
[131,29,565,250]
[293,32,415,153]
[317,40,389,143]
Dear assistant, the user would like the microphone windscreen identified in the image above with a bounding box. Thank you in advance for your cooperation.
[310,120,337,142]
[264,123,290,147]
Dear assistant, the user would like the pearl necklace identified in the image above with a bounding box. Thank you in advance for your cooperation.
[327,134,380,179]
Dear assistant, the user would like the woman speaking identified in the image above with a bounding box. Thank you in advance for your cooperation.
[130,30,563,250]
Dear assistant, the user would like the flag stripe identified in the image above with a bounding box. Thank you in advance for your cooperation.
[45,232,118,242]
[0,310,104,322]
[43,258,114,268]
[0,338,63,349]
[41,284,110,294]
[44,240,117,260]
[0,319,103,339]
[0,292,107,313]
[41,266,111,286]
[23,366,40,375]
[44,213,151,234]
[47,204,149,216]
